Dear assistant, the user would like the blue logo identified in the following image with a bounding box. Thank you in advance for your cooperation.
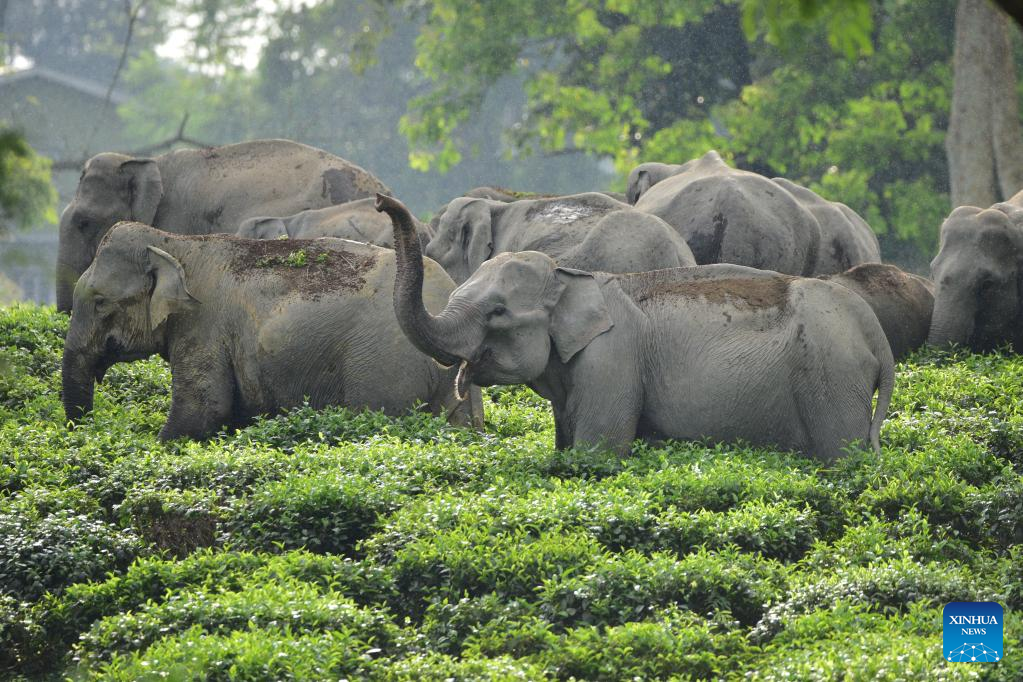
[943,602,1003,662]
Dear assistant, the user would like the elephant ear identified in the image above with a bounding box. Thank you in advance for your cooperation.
[146,246,199,331]
[119,159,163,225]
[548,267,614,363]
[628,169,650,204]
[462,200,494,273]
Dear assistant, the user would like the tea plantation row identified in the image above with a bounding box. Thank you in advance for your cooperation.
[0,304,1021,680]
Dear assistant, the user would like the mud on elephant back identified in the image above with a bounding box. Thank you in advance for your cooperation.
[377,193,894,462]
[56,139,391,312]
[61,222,481,441]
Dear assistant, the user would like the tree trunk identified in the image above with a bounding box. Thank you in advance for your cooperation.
[948,0,1023,208]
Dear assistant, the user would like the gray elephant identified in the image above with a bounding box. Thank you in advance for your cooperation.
[819,264,934,361]
[237,198,434,250]
[426,192,697,284]
[57,139,391,312]
[630,151,880,275]
[771,178,881,273]
[928,197,1023,351]
[62,223,480,441]
[379,194,894,461]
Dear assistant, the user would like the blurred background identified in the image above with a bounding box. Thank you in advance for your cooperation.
[0,0,1018,304]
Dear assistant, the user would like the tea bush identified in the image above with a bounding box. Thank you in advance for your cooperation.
[1,303,1021,679]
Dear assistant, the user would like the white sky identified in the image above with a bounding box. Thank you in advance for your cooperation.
[155,0,318,70]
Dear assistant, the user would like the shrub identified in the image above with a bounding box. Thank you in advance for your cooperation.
[73,578,399,668]
[539,547,789,628]
[1,549,393,674]
[82,625,388,681]
[223,469,405,554]
[3,305,1023,680]
[0,509,141,602]
[752,556,991,642]
[389,529,607,617]
[526,608,750,681]
[117,487,221,557]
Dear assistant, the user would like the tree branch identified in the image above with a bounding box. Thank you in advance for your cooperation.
[84,0,146,153]
[53,114,212,171]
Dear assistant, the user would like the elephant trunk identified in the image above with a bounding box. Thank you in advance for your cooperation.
[376,194,479,367]
[56,211,94,313]
[62,346,96,423]
[56,247,92,314]
[927,293,973,347]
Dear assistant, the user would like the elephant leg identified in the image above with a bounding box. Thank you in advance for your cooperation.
[556,385,641,456]
[160,355,235,441]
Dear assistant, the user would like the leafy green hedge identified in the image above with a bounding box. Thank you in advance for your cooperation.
[1,303,1021,679]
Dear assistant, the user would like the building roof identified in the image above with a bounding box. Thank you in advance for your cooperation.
[0,65,129,105]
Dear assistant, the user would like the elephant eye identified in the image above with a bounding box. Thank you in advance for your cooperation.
[489,305,507,319]
[94,295,107,310]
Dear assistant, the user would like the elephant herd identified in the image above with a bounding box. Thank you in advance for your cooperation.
[55,139,1016,460]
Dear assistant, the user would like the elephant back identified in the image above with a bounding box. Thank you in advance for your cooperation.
[636,167,820,276]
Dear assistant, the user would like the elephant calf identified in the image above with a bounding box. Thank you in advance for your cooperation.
[62,223,480,440]
[380,194,894,461]
[427,192,696,284]
[237,198,435,250]
[819,263,934,362]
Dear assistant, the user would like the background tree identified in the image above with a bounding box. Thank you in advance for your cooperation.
[947,0,1023,207]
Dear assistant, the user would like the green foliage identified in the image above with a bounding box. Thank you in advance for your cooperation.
[0,128,58,234]
[254,248,308,268]
[1,303,1022,679]
[365,0,952,259]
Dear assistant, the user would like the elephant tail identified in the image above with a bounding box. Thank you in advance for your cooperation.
[869,341,895,454]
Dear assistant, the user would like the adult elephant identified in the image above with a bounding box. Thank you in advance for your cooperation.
[426,192,696,284]
[771,178,881,274]
[62,223,480,441]
[629,151,880,275]
[819,263,934,362]
[237,198,434,249]
[56,139,391,312]
[928,196,1023,351]
[379,194,893,461]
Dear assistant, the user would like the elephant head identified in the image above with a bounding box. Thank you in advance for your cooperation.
[57,154,164,312]
[377,194,612,397]
[62,224,197,423]
[424,197,497,284]
[626,162,681,204]
[928,205,1023,351]
[237,216,289,240]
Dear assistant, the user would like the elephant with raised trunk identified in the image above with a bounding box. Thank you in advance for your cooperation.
[819,263,934,362]
[57,139,391,312]
[378,194,894,461]
[426,192,696,284]
[237,198,434,249]
[928,196,1023,352]
[629,151,880,275]
[62,223,480,441]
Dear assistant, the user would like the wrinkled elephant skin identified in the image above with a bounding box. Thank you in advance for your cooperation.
[630,151,880,276]
[62,223,480,441]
